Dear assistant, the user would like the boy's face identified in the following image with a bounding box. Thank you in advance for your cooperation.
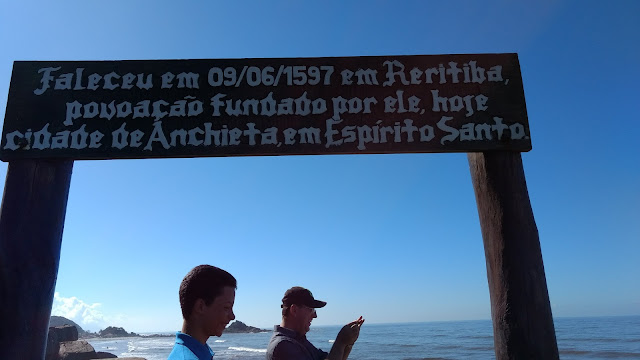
[204,286,236,337]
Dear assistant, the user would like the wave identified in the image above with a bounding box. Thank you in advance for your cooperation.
[432,344,460,350]
[560,337,637,343]
[464,335,493,340]
[560,349,640,358]
[468,346,494,351]
[214,339,226,343]
[228,346,267,353]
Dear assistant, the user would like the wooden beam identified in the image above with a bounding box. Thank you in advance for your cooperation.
[0,159,74,360]
[468,152,559,360]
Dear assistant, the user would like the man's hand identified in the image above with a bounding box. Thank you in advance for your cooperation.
[336,316,365,346]
[328,316,365,360]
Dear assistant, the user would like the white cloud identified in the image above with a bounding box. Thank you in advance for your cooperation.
[51,292,112,332]
[51,293,182,333]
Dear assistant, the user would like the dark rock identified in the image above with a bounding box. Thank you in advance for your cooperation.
[47,325,79,360]
[88,354,148,360]
[50,316,92,338]
[89,358,146,360]
[92,351,118,358]
[58,340,97,360]
[224,320,267,333]
[52,324,79,342]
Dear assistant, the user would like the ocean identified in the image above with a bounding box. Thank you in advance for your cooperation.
[87,316,640,359]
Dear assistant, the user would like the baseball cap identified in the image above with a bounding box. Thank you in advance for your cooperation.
[281,286,327,308]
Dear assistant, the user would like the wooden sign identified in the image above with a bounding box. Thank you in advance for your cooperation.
[1,54,530,160]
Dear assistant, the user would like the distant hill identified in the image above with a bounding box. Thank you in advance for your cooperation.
[49,316,93,337]
[50,316,141,338]
[98,326,139,338]
[49,316,264,338]
[224,321,268,333]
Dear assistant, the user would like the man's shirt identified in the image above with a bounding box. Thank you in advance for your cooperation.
[266,325,328,360]
[167,332,215,360]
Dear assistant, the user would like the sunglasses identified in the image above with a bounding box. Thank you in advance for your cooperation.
[300,305,317,314]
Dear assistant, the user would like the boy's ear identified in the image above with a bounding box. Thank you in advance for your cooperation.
[193,298,205,314]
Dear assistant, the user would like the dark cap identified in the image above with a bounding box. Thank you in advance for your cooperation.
[281,286,327,308]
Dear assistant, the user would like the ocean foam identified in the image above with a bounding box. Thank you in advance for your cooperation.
[228,346,267,353]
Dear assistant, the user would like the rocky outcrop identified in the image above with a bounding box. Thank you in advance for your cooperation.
[58,340,96,360]
[98,326,139,338]
[223,320,267,333]
[46,325,140,360]
[46,325,78,360]
[50,316,95,338]
[94,352,118,359]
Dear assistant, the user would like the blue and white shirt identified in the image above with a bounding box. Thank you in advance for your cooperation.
[167,332,215,360]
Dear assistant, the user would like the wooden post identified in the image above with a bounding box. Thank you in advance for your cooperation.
[468,152,559,360]
[0,159,74,360]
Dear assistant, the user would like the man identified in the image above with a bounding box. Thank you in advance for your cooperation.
[168,265,237,360]
[266,286,364,360]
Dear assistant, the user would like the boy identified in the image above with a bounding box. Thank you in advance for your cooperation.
[168,265,237,360]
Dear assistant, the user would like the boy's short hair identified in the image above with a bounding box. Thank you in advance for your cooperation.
[179,265,237,319]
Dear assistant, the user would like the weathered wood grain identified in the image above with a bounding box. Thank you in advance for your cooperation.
[468,152,558,360]
[0,159,73,360]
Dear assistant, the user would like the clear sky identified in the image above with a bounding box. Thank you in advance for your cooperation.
[0,1,638,333]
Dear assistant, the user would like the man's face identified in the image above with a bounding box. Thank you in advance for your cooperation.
[298,305,317,334]
[203,286,236,337]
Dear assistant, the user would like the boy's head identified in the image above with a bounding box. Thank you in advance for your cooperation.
[179,265,237,336]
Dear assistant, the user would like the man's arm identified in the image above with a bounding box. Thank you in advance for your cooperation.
[327,343,353,360]
[342,344,353,359]
[327,340,347,360]
[327,317,364,360]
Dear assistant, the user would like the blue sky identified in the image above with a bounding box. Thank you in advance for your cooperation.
[1,1,638,333]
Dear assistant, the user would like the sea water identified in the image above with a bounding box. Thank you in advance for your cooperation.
[87,316,640,359]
